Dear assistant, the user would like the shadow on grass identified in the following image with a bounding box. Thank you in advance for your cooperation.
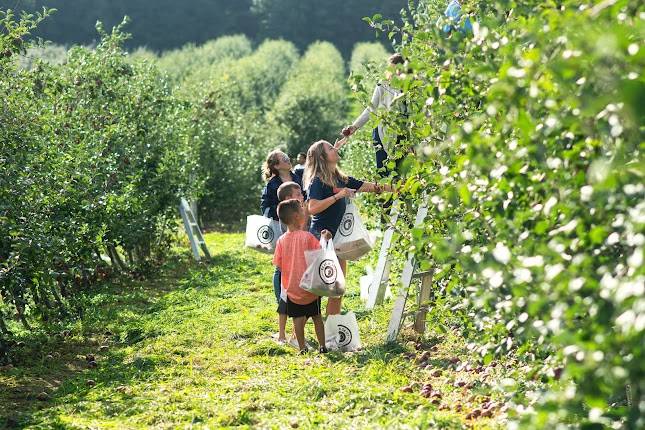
[0,245,263,429]
[322,341,407,368]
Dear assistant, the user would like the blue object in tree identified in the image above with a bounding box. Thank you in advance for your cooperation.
[442,0,473,34]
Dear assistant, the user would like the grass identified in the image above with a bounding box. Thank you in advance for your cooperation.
[1,232,515,429]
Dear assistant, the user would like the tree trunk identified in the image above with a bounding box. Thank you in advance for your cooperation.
[0,315,10,335]
[50,283,67,316]
[107,245,128,272]
[14,299,31,331]
[126,248,134,266]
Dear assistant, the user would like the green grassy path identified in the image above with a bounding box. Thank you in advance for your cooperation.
[1,233,508,429]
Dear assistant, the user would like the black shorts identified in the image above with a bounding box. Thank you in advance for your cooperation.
[277,296,321,318]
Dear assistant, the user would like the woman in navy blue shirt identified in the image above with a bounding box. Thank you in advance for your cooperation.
[260,150,303,221]
[260,149,302,302]
[304,140,392,315]
[260,149,303,342]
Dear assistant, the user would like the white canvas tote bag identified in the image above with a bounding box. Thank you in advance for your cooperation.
[300,237,345,297]
[333,200,373,261]
[244,215,283,254]
[325,311,362,352]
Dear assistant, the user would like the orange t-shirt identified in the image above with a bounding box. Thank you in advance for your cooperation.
[272,230,321,305]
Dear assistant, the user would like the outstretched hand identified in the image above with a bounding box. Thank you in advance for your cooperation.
[341,125,356,136]
[336,187,356,200]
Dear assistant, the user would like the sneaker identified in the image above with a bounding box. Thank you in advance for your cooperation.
[299,349,308,355]
[319,346,329,354]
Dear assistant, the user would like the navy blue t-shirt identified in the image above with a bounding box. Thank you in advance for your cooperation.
[308,176,364,236]
[260,172,303,221]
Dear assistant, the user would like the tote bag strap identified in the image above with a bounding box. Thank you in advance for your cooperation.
[326,237,336,253]
[319,236,328,250]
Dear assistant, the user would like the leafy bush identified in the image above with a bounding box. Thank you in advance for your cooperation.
[206,39,300,111]
[358,0,643,427]
[189,40,299,225]
[350,41,389,85]
[270,41,348,156]
[18,42,69,69]
[126,46,157,63]
[1,12,198,335]
[156,35,253,85]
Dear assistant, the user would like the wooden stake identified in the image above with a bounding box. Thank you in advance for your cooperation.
[366,201,400,309]
[180,198,211,261]
[414,272,433,334]
[386,200,428,343]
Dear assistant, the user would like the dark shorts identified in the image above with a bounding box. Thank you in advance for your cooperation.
[277,296,321,318]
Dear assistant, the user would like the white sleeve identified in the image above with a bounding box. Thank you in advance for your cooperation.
[352,85,381,130]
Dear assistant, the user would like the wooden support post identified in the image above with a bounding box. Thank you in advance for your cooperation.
[414,271,433,334]
[180,198,211,261]
[385,201,429,343]
[366,201,400,309]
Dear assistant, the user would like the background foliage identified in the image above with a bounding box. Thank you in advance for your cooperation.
[343,0,643,427]
[1,12,199,341]
[14,0,408,57]
[271,41,348,157]
[1,7,391,342]
[4,1,642,427]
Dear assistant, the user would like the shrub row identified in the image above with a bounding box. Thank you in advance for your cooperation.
[271,41,349,156]
[1,13,198,340]
[353,0,643,426]
[2,10,372,338]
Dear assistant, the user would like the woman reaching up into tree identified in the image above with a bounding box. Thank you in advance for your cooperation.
[303,140,393,315]
[339,53,409,178]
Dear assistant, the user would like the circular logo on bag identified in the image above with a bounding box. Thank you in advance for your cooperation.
[337,324,352,347]
[339,212,354,237]
[257,225,274,244]
[318,259,337,285]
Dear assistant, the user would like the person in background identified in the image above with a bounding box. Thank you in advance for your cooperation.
[304,140,392,315]
[339,53,408,178]
[293,152,306,183]
[276,180,310,348]
[441,0,473,34]
[278,181,309,230]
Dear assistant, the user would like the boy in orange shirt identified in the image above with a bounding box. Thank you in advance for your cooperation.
[273,199,330,354]
[274,181,307,345]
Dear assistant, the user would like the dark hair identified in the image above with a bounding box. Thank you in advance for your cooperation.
[297,152,306,160]
[277,181,301,202]
[388,53,405,65]
[277,199,302,226]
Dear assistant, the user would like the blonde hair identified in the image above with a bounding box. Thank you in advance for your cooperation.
[263,149,287,180]
[303,140,348,190]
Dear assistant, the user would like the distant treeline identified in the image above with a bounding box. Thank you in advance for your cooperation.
[12,0,407,56]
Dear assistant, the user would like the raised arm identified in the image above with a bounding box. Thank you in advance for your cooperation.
[342,84,382,137]
[353,84,382,130]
